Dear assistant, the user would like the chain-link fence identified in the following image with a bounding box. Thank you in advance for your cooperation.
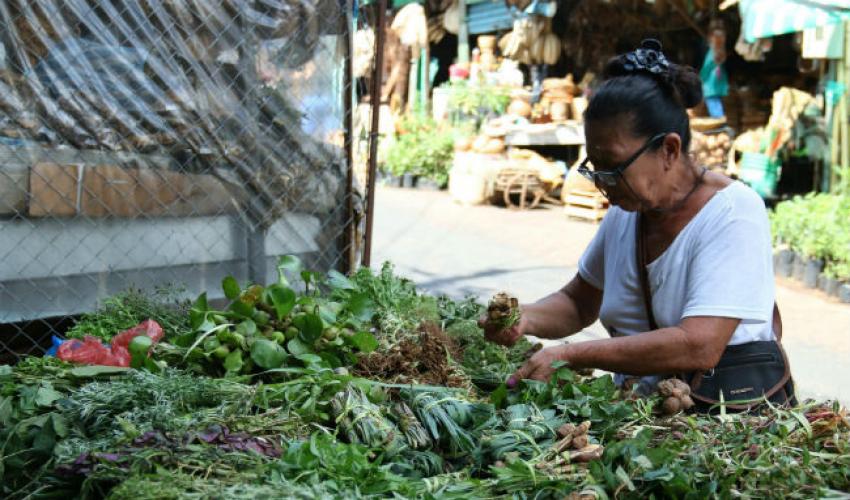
[0,0,362,362]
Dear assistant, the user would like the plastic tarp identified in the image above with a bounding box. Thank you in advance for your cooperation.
[0,0,348,228]
[740,0,850,42]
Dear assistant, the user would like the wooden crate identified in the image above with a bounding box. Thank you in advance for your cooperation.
[564,189,608,222]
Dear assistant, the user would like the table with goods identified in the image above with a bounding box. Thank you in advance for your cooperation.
[1,257,848,499]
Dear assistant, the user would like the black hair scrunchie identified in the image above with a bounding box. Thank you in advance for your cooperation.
[619,39,671,76]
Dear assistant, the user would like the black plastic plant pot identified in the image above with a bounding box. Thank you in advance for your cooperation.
[792,253,806,281]
[839,284,850,303]
[804,259,824,288]
[402,173,417,188]
[824,278,841,297]
[416,178,442,191]
[776,249,795,277]
[383,175,403,187]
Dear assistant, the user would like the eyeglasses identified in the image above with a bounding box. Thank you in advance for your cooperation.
[577,133,667,193]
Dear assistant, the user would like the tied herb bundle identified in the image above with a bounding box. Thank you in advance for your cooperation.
[486,292,521,330]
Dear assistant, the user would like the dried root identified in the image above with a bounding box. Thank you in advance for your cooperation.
[569,444,604,463]
[550,420,600,463]
[658,378,695,415]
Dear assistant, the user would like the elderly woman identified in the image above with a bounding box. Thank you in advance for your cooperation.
[481,40,793,411]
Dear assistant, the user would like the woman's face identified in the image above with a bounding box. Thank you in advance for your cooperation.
[584,120,674,211]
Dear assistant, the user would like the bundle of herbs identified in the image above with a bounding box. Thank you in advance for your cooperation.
[65,287,192,342]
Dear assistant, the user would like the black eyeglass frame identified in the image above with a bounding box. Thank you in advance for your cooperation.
[576,132,668,188]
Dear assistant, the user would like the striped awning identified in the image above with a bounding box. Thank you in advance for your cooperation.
[740,0,850,42]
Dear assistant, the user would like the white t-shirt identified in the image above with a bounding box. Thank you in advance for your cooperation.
[577,181,775,389]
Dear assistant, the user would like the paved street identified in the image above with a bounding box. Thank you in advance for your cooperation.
[373,185,850,406]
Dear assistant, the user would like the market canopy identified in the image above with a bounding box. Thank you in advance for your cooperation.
[739,0,850,43]
[740,0,850,42]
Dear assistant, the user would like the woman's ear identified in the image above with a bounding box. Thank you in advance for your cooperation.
[661,133,682,170]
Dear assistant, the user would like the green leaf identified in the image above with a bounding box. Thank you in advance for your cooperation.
[51,413,69,438]
[267,285,297,319]
[143,358,162,373]
[32,424,56,454]
[296,353,324,368]
[35,386,62,407]
[301,270,314,287]
[319,302,342,324]
[348,331,379,353]
[0,396,13,424]
[229,300,255,318]
[491,383,508,409]
[277,255,303,285]
[222,276,241,300]
[0,365,12,381]
[236,319,258,336]
[633,455,654,470]
[317,351,343,368]
[643,467,675,481]
[193,293,209,312]
[224,350,244,373]
[69,365,130,378]
[173,331,198,348]
[615,466,636,491]
[287,337,314,356]
[251,339,287,369]
[347,293,375,322]
[327,270,356,290]
[297,313,324,343]
[189,294,210,330]
[198,318,216,334]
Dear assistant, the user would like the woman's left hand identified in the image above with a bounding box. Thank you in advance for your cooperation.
[507,344,572,387]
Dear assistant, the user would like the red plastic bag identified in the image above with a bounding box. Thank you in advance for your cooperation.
[57,336,122,366]
[57,319,164,367]
[111,320,164,350]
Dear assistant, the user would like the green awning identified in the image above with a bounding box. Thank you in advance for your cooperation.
[740,0,850,42]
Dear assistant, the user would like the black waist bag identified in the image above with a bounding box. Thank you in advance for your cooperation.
[684,340,795,413]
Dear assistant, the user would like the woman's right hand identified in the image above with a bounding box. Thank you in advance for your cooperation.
[478,309,527,347]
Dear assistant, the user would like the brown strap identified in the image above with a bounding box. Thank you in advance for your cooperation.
[636,213,659,331]
[772,303,783,341]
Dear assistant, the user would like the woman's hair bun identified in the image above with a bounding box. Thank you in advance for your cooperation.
[669,64,703,109]
[602,39,704,109]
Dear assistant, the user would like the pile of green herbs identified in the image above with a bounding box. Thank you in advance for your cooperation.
[2,261,848,499]
[3,358,847,499]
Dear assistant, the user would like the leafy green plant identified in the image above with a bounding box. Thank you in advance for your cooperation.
[384,114,454,186]
[443,81,511,125]
[771,193,850,280]
[155,256,383,377]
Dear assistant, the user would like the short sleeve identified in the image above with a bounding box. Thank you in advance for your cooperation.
[578,213,608,291]
[682,199,774,323]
